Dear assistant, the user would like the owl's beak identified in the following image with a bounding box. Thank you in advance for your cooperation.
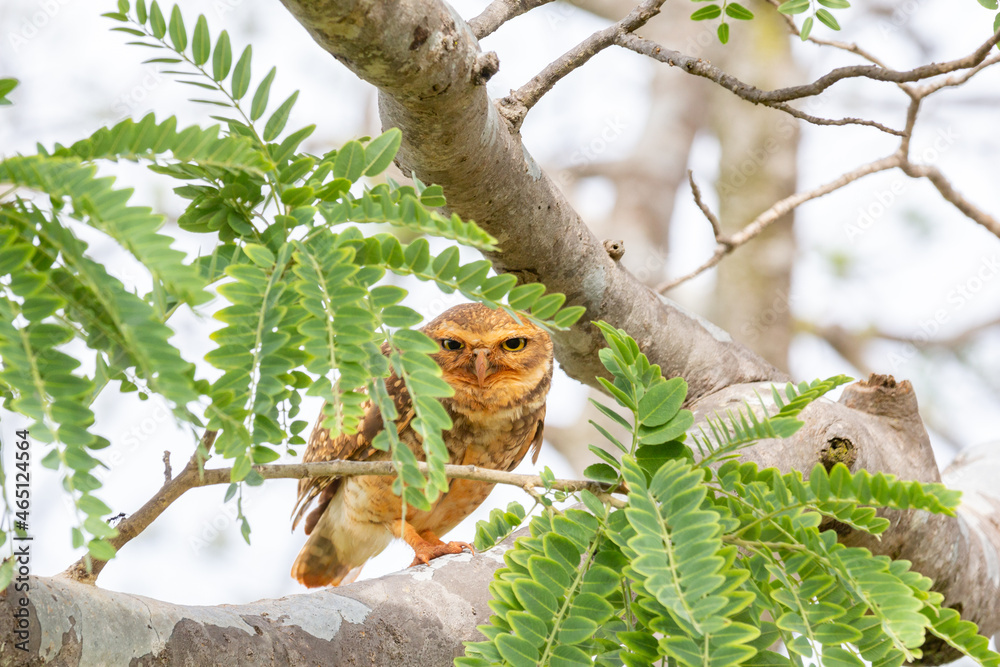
[473,348,492,387]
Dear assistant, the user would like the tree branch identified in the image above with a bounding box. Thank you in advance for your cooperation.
[468,0,555,39]
[60,431,217,584]
[658,155,902,291]
[618,28,1000,104]
[278,0,787,403]
[63,453,624,584]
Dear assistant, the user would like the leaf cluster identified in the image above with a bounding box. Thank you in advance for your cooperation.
[462,324,998,667]
[0,2,582,576]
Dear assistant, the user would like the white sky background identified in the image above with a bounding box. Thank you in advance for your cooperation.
[0,0,998,609]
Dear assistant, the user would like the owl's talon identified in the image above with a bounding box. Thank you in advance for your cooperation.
[408,540,476,567]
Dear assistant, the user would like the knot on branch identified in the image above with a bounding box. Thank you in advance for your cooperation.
[496,95,527,132]
[839,373,919,420]
[603,239,625,261]
[472,51,500,85]
[820,436,857,472]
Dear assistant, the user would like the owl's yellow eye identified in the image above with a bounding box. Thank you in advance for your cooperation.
[440,339,465,351]
[501,337,527,351]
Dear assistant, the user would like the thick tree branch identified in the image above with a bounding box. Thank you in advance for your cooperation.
[8,532,521,665]
[277,0,785,404]
[15,0,995,663]
[12,412,1000,664]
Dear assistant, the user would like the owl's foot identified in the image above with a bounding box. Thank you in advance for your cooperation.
[408,540,476,567]
[399,523,476,567]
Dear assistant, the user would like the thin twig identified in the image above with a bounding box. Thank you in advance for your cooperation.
[903,162,1000,238]
[771,101,904,136]
[687,170,726,242]
[61,453,625,584]
[498,0,666,130]
[615,28,1000,105]
[468,0,556,39]
[162,451,172,484]
[658,155,901,292]
[62,431,217,584]
[915,53,1000,96]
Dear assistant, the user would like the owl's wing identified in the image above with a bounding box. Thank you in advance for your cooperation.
[291,372,414,534]
[530,405,546,464]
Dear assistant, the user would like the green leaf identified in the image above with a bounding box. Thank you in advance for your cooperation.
[553,305,585,328]
[691,4,722,20]
[778,0,811,14]
[168,5,187,52]
[250,66,276,121]
[507,610,548,647]
[263,91,299,142]
[242,243,275,268]
[495,633,540,666]
[512,579,558,617]
[726,2,754,19]
[212,30,232,81]
[77,494,112,516]
[800,16,814,40]
[817,0,850,7]
[191,15,210,65]
[88,539,117,561]
[637,377,687,427]
[717,22,730,44]
[364,128,402,176]
[231,45,252,99]
[334,140,366,182]
[0,78,17,106]
[815,8,841,29]
[507,283,546,310]
[977,0,998,8]
[148,1,166,38]
[584,463,620,483]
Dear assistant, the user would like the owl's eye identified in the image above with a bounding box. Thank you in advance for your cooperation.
[440,339,465,351]
[501,337,527,351]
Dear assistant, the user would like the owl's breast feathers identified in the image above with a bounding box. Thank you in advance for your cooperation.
[291,362,549,538]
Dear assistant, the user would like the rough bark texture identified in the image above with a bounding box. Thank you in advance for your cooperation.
[2,542,508,666]
[6,0,1000,664]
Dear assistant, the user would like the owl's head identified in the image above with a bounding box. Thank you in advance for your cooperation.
[422,302,554,411]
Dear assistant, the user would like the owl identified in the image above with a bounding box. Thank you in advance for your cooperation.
[290,302,554,587]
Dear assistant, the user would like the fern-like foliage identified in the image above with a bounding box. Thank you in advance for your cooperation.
[462,323,999,667]
[0,1,583,574]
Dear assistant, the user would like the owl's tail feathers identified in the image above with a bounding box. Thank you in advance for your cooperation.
[291,532,359,588]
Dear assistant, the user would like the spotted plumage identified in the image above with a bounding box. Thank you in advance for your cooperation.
[291,302,553,587]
